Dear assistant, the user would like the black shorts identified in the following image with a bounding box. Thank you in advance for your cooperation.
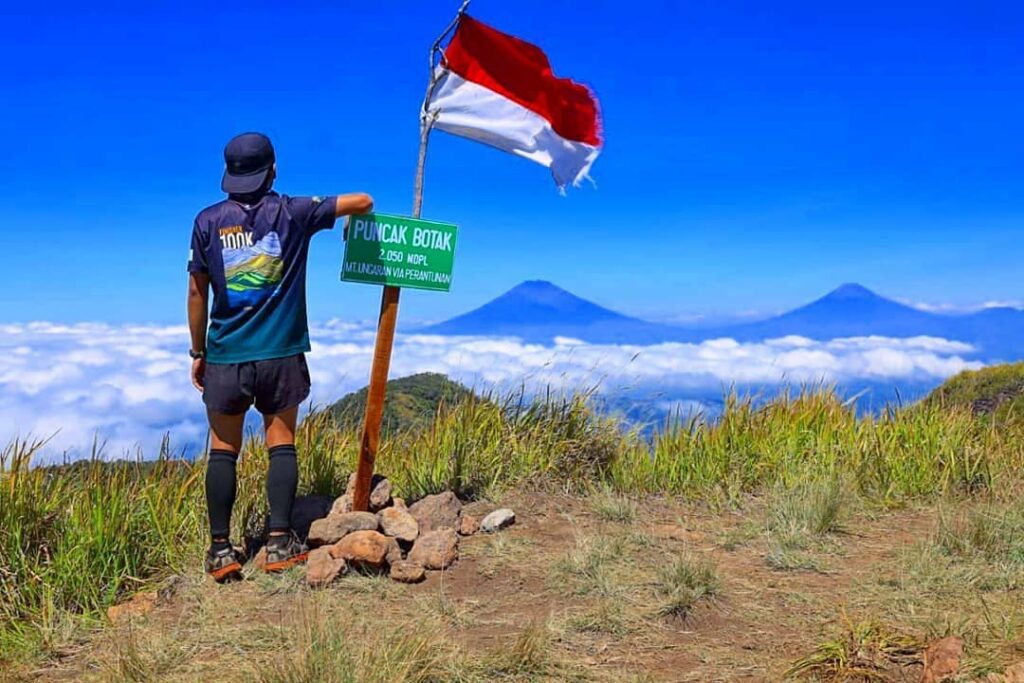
[202,353,311,415]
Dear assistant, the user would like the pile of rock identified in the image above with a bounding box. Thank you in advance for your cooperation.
[303,473,515,587]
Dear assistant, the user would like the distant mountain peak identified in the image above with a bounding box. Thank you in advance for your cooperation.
[824,283,879,300]
[460,280,633,322]
[515,279,560,290]
[505,280,574,300]
[418,280,667,341]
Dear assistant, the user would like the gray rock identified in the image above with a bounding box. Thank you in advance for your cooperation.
[378,506,419,542]
[408,491,462,534]
[481,508,516,533]
[329,494,353,516]
[346,472,392,511]
[408,528,459,570]
[389,559,426,583]
[370,479,392,511]
[457,514,480,536]
[307,511,379,546]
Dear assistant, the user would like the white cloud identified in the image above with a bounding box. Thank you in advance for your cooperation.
[647,309,776,326]
[0,322,984,462]
[903,299,1024,313]
[982,300,1024,310]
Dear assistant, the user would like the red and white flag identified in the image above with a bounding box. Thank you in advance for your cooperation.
[427,15,603,190]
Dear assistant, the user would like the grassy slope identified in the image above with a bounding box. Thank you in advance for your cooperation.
[22,492,1024,682]
[327,372,477,433]
[2,370,1024,678]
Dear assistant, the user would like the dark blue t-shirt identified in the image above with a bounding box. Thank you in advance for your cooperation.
[187,192,336,363]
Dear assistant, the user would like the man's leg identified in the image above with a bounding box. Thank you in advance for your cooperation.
[253,355,311,571]
[206,409,245,544]
[205,409,245,580]
[261,406,310,571]
[264,406,299,536]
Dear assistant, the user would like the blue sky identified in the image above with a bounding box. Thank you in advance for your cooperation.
[2,0,1021,326]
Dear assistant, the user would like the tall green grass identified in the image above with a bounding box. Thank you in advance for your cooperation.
[0,437,204,657]
[2,385,1022,665]
[609,389,1019,502]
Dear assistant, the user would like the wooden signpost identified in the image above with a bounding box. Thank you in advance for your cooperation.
[348,4,468,511]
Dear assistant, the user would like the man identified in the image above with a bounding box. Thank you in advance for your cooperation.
[187,132,372,582]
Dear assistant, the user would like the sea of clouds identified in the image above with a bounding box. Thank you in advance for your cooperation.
[0,321,983,461]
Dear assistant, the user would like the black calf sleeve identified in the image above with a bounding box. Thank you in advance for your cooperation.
[267,444,298,532]
[205,449,238,539]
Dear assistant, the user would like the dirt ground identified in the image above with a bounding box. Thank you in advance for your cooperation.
[16,491,1014,682]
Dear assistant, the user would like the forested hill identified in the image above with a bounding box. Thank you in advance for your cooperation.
[327,372,476,433]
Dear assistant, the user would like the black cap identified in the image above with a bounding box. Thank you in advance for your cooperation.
[221,132,275,194]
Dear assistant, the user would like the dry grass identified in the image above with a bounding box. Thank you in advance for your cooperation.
[550,533,628,598]
[763,477,851,572]
[588,488,638,524]
[654,553,720,620]
[252,607,455,683]
[474,621,558,680]
[563,597,634,636]
[461,531,535,580]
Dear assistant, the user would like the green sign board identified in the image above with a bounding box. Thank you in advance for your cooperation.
[341,213,458,292]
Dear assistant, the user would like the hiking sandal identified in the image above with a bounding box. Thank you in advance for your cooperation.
[263,533,309,573]
[205,545,244,583]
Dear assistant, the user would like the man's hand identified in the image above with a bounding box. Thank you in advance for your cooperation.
[191,357,206,393]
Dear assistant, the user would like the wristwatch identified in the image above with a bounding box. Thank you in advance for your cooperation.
[189,348,206,360]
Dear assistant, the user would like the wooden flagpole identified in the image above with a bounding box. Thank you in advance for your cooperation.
[352,1,470,512]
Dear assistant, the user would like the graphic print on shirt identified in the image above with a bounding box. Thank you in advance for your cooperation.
[219,225,284,310]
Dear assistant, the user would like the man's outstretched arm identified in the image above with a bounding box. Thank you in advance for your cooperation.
[187,272,210,391]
